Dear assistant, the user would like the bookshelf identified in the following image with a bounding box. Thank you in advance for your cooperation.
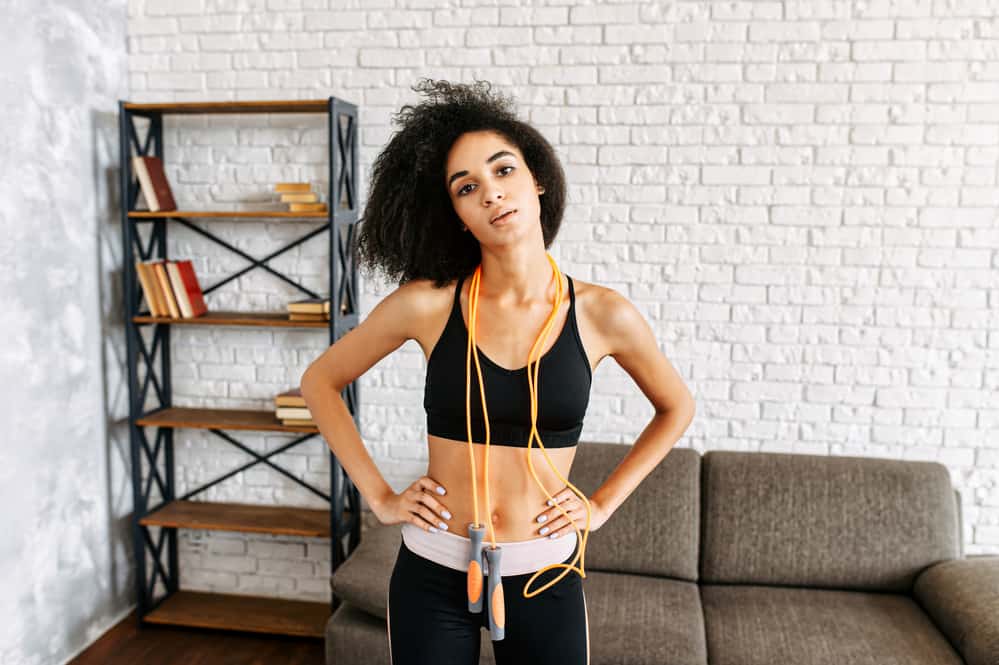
[118,97,361,639]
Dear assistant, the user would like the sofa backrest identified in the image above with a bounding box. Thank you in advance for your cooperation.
[700,450,960,593]
[568,441,700,581]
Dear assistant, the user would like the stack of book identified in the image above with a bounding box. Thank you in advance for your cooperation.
[288,297,330,322]
[275,182,327,213]
[133,156,177,212]
[135,259,207,319]
[275,388,314,427]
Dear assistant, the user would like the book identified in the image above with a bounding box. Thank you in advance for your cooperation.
[134,261,160,316]
[166,260,208,318]
[133,156,177,212]
[275,388,307,408]
[276,406,312,420]
[289,313,330,321]
[280,192,319,203]
[281,418,317,427]
[288,297,330,314]
[151,260,181,318]
[275,182,311,193]
[140,261,169,316]
[289,202,327,212]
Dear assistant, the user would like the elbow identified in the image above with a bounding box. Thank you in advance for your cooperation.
[300,368,328,397]
[301,367,345,398]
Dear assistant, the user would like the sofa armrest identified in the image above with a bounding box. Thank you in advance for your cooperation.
[330,523,402,620]
[912,556,999,665]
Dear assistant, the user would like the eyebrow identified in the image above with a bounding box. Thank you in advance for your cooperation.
[447,150,516,189]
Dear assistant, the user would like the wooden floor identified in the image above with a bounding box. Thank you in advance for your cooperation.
[69,610,324,665]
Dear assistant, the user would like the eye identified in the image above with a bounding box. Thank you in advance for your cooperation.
[457,165,515,196]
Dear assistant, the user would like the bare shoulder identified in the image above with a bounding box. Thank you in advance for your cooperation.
[571,276,655,355]
[567,276,624,370]
[393,276,460,358]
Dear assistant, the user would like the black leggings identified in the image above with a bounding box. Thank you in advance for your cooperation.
[387,536,589,665]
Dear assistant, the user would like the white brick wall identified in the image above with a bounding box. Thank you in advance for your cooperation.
[127,0,999,600]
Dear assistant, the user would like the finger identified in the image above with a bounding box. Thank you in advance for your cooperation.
[416,492,452,521]
[545,488,573,507]
[538,498,579,524]
[539,510,582,535]
[417,476,447,496]
[414,505,449,532]
[408,511,440,533]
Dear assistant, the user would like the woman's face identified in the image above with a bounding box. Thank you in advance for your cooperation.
[444,130,543,243]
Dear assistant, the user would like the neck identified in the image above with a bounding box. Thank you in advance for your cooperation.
[476,244,556,307]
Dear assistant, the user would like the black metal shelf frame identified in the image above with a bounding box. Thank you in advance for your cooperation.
[117,98,362,621]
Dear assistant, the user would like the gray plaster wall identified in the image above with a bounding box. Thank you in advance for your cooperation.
[0,2,131,664]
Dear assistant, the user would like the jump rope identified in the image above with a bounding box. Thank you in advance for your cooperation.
[463,252,592,641]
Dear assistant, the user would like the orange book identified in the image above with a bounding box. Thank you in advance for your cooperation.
[133,156,177,212]
[138,261,168,317]
[275,388,307,408]
[152,261,180,318]
[275,182,311,193]
[289,202,327,212]
[280,192,318,203]
[281,418,317,427]
[288,297,330,314]
[134,261,159,316]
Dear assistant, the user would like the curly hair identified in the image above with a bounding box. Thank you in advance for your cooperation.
[354,78,567,288]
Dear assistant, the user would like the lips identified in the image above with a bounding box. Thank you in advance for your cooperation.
[491,208,517,224]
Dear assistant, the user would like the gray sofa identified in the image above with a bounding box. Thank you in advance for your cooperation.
[326,441,999,665]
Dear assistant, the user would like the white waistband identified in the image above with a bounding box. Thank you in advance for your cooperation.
[401,522,578,577]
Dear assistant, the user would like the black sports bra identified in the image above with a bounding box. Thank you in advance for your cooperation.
[423,273,592,448]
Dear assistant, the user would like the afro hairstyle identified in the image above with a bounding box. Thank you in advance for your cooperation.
[354,78,567,288]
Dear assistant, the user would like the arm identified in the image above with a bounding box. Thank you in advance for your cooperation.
[588,289,695,522]
[300,280,426,515]
[912,556,999,665]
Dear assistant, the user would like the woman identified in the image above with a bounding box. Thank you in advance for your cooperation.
[301,79,695,665]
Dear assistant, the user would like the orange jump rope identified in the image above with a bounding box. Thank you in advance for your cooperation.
[464,253,592,641]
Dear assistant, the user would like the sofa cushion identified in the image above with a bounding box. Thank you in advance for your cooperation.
[330,522,402,618]
[568,442,700,580]
[584,570,707,665]
[326,602,390,665]
[700,584,964,665]
[701,451,959,592]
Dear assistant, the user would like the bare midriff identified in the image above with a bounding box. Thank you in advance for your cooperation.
[426,433,578,542]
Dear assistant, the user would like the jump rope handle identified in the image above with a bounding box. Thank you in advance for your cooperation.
[466,523,486,613]
[484,546,505,641]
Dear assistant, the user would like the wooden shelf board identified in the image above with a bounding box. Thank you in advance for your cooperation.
[136,406,318,433]
[128,210,328,219]
[132,311,330,328]
[140,500,337,538]
[143,590,329,638]
[124,100,330,115]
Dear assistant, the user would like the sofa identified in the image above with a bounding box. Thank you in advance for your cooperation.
[325,441,999,665]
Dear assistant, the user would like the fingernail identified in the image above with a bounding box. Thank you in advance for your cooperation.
[549,532,559,539]
[429,526,438,533]
[438,522,448,530]
[537,514,548,523]
[540,526,549,535]
[547,499,555,506]
[442,510,451,519]
[436,486,446,495]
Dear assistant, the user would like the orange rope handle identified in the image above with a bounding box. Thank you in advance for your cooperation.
[521,255,591,598]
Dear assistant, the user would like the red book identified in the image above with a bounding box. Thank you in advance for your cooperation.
[132,156,177,211]
[165,260,207,318]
